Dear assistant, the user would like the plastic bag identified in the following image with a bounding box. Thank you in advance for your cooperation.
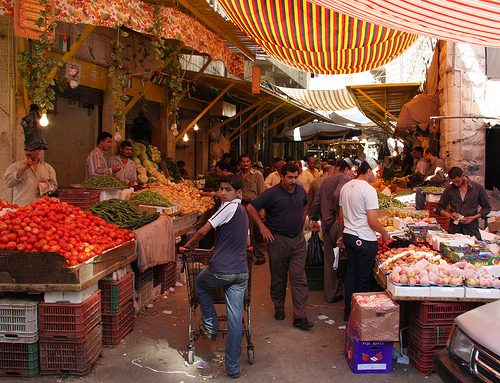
[21,106,49,151]
[307,231,324,266]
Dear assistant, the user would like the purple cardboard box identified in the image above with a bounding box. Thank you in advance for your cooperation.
[345,324,393,374]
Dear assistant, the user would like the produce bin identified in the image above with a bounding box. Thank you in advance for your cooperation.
[102,300,134,347]
[99,272,134,315]
[0,297,39,343]
[0,341,39,378]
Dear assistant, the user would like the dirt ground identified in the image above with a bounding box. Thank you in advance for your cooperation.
[10,259,445,383]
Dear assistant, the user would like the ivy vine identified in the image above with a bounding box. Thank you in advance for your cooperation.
[108,25,130,131]
[17,0,67,111]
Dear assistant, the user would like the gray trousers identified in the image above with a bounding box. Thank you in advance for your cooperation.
[267,234,309,319]
[323,222,342,302]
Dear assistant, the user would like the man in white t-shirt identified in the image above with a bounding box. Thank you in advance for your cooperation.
[338,158,389,322]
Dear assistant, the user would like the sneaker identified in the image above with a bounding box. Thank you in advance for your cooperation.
[199,320,217,340]
[228,366,242,379]
[293,317,314,329]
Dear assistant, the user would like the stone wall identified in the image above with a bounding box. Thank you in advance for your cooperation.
[439,41,488,184]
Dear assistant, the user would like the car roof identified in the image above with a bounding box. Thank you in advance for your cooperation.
[456,299,500,355]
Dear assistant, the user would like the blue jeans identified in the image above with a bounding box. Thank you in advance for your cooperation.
[416,186,426,210]
[195,268,248,375]
[343,233,378,319]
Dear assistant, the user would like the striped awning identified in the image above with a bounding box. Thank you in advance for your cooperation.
[308,0,500,48]
[217,0,419,74]
[278,87,356,111]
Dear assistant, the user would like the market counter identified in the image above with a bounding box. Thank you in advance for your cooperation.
[0,241,137,292]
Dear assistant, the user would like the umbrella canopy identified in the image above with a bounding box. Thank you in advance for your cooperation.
[272,121,362,142]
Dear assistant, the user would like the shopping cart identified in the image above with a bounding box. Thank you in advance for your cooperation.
[181,248,254,365]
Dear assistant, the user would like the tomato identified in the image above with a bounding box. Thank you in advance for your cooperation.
[17,230,26,238]
[128,233,135,240]
[41,245,50,252]
[18,236,29,243]
[1,230,10,237]
[6,242,16,251]
[27,236,37,245]
[50,245,61,253]
[11,218,21,226]
[33,242,43,250]
[0,236,9,244]
[49,197,58,204]
[77,254,86,263]
[7,233,17,242]
[0,244,5,251]
[16,243,25,251]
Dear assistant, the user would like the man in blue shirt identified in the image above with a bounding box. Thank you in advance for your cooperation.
[184,174,249,379]
[247,163,313,330]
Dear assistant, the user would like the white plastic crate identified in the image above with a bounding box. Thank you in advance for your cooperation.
[0,298,39,343]
[44,283,99,304]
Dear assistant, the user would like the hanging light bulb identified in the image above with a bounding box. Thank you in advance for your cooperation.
[39,110,49,127]
[183,133,189,142]
[193,124,199,131]
[114,131,122,141]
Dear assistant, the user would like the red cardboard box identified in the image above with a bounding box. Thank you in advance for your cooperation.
[349,292,400,342]
[345,325,393,374]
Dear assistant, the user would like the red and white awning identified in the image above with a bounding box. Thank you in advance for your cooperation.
[308,0,500,47]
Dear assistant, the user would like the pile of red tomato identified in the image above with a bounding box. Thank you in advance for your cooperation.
[0,196,135,267]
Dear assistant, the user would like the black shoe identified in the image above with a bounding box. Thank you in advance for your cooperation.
[326,295,343,303]
[274,310,285,321]
[293,317,314,329]
[199,320,217,340]
[255,258,266,265]
[228,367,242,379]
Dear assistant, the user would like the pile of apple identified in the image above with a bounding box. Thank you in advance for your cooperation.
[389,260,500,287]
[353,293,397,308]
[380,246,444,274]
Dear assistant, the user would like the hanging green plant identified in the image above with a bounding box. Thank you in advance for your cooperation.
[108,25,130,131]
[17,0,67,111]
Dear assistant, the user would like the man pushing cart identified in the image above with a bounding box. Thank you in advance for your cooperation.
[181,174,253,379]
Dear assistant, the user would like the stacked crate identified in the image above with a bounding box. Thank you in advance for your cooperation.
[154,262,176,293]
[0,297,40,378]
[424,202,449,230]
[99,272,135,346]
[134,266,154,309]
[408,301,482,375]
[38,290,102,376]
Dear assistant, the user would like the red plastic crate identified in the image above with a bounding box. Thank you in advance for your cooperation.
[58,189,101,210]
[408,318,452,350]
[408,342,442,375]
[102,300,134,347]
[39,290,101,341]
[409,301,482,325]
[99,272,134,315]
[39,324,102,376]
[0,341,39,378]
[154,262,176,293]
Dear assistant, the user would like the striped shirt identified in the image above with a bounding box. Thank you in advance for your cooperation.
[436,178,491,222]
[85,147,112,180]
[108,155,137,184]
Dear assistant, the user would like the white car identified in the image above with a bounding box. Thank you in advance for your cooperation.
[434,299,500,382]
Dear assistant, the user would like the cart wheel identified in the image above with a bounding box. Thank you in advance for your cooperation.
[247,347,254,365]
[188,349,195,364]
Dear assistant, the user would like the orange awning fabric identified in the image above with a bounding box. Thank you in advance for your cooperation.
[308,0,500,48]
[217,0,419,74]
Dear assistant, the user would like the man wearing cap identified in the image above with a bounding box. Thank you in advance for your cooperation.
[337,158,389,322]
[4,147,58,206]
[309,159,357,303]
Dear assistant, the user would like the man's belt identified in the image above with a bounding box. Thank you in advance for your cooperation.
[272,231,300,238]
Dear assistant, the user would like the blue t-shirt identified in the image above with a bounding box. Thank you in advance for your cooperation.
[208,200,249,274]
[250,183,308,236]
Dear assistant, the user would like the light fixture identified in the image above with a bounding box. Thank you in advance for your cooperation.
[39,110,49,127]
[392,150,398,156]
[193,124,199,131]
[183,133,189,142]
[114,131,122,141]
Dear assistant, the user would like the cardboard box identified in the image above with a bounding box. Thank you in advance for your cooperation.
[349,292,400,342]
[44,283,99,303]
[488,216,500,233]
[345,325,393,374]
[133,202,179,215]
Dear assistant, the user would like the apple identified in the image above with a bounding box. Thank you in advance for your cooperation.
[408,277,417,285]
[407,270,415,278]
[399,275,408,284]
[436,277,445,285]
[466,278,477,286]
[420,276,429,285]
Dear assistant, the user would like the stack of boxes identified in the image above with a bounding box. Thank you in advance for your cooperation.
[408,301,482,375]
[154,261,177,294]
[99,271,135,346]
[0,297,40,378]
[38,289,102,376]
[344,292,400,374]
[134,266,154,309]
